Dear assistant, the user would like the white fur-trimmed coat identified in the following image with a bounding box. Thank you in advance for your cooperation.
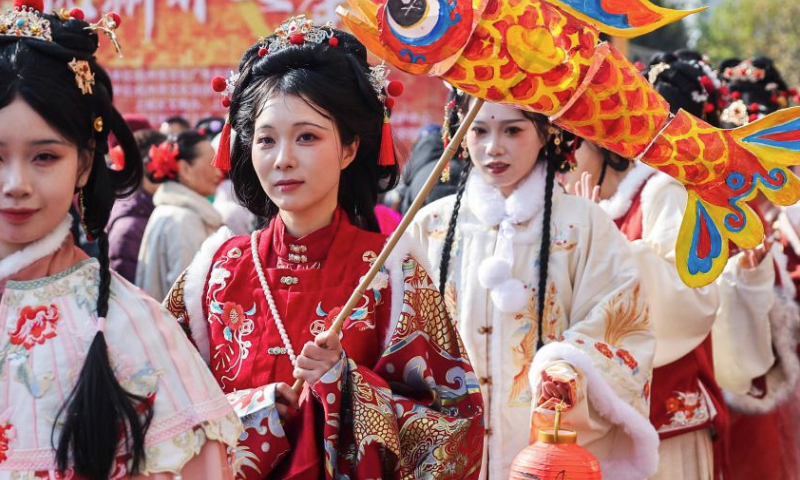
[411,171,658,480]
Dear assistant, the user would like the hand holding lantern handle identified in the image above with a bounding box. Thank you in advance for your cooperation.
[537,362,579,411]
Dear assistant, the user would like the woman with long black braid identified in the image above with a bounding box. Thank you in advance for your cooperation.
[411,92,658,480]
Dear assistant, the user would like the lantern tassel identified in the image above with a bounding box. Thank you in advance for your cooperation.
[212,119,232,172]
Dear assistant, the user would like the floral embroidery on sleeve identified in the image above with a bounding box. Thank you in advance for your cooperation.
[8,305,59,349]
[594,342,614,359]
[0,419,13,464]
[206,249,258,389]
[594,342,640,374]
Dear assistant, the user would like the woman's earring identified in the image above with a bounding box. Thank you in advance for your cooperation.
[459,136,470,160]
[79,188,93,241]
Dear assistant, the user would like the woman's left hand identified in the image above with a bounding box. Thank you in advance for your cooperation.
[740,239,773,269]
[293,329,343,387]
[573,171,600,204]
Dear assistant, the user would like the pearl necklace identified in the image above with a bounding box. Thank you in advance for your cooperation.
[251,231,297,365]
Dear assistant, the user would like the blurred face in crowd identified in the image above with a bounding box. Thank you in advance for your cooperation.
[0,97,91,258]
[160,120,189,137]
[177,139,221,197]
[251,93,358,236]
[466,100,545,197]
[561,141,604,193]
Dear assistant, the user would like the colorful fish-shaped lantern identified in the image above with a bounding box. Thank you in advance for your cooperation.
[338,0,800,287]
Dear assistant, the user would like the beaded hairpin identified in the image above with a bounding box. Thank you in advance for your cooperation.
[0,0,51,42]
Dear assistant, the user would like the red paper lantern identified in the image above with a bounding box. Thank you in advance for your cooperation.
[509,408,602,480]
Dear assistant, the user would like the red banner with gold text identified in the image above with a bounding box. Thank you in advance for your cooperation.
[3,0,449,147]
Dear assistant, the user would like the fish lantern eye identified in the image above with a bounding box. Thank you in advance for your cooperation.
[386,0,427,29]
[380,0,474,66]
[386,0,449,45]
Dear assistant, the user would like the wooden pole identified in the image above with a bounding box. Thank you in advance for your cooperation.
[292,97,485,392]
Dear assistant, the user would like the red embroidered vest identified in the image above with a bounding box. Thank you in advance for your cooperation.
[615,178,730,480]
[201,212,392,391]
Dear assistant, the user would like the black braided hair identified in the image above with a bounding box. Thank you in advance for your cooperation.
[0,9,152,480]
[56,232,154,479]
[226,28,399,232]
[535,149,558,350]
[534,128,581,348]
[439,161,472,295]
[437,87,474,294]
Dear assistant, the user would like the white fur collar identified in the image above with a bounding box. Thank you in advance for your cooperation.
[154,181,223,228]
[466,161,546,227]
[0,216,72,282]
[184,226,233,364]
[598,164,656,220]
[466,162,550,313]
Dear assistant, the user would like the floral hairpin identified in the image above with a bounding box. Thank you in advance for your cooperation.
[210,71,239,108]
[68,58,95,95]
[147,142,180,181]
[723,60,766,84]
[209,16,406,171]
[85,11,123,56]
[0,0,51,42]
[369,62,404,111]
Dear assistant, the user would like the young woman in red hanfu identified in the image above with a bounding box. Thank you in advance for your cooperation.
[165,16,484,480]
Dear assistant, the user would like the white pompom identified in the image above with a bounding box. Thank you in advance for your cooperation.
[490,278,530,313]
[478,257,512,288]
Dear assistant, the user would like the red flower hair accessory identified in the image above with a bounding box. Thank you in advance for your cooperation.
[147,142,179,180]
[108,145,125,171]
[210,70,239,171]
[211,70,239,109]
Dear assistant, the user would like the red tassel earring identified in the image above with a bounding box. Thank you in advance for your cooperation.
[378,114,395,167]
[210,72,238,172]
[376,80,404,167]
[212,118,232,171]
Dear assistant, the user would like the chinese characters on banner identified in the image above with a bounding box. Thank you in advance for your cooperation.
[8,0,449,147]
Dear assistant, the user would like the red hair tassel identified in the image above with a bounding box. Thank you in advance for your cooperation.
[212,119,232,171]
[378,114,396,167]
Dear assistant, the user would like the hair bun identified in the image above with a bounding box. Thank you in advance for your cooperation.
[49,14,99,57]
